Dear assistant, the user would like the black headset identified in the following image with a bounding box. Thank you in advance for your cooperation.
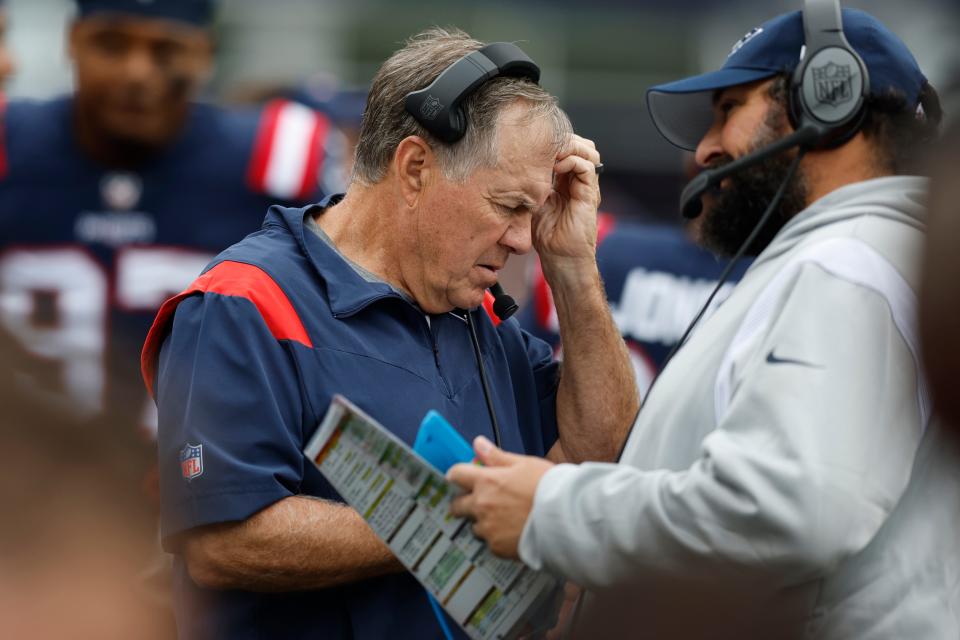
[789,0,870,148]
[681,0,870,218]
[404,42,540,143]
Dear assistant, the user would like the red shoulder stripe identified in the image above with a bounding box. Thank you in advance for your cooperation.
[140,260,312,398]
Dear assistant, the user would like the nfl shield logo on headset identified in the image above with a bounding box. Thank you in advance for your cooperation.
[180,443,204,480]
[420,94,444,120]
[812,62,853,106]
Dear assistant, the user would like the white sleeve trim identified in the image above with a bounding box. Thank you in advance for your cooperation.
[263,102,320,199]
[714,237,930,432]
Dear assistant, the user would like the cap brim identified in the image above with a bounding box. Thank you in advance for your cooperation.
[646,68,779,151]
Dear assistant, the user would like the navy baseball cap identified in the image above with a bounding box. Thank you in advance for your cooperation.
[76,0,215,27]
[647,8,927,151]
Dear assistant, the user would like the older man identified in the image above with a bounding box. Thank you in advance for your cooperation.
[141,28,637,640]
[450,5,960,639]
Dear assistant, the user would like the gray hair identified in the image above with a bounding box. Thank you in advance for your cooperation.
[353,27,572,184]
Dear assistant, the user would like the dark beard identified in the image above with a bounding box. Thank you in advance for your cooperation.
[697,123,809,258]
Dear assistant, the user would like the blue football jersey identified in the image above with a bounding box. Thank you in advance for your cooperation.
[519,213,752,394]
[0,96,344,432]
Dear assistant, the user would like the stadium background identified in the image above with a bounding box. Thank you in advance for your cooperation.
[8,0,959,302]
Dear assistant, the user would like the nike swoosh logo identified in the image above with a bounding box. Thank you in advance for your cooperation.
[766,350,822,368]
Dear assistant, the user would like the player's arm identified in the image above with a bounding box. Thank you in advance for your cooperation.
[150,269,402,591]
[535,135,639,463]
[177,496,400,591]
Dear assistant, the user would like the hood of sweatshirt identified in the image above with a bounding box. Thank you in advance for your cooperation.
[749,175,928,270]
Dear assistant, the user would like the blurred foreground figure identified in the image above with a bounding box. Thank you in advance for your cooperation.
[0,328,171,639]
[920,118,960,434]
[0,0,340,434]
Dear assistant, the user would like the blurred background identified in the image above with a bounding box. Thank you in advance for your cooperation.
[10,0,960,231]
[6,0,959,298]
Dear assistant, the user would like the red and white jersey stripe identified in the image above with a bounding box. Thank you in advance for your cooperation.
[248,99,331,201]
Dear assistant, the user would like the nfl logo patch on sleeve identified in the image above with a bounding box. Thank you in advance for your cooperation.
[180,443,204,480]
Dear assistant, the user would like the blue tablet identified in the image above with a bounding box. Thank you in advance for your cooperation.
[413,410,475,473]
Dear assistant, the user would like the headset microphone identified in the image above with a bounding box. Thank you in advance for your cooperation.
[488,283,519,321]
[680,125,821,219]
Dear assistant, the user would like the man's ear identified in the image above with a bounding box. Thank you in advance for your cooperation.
[393,136,435,208]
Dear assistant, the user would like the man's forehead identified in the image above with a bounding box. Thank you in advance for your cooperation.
[495,118,557,164]
[486,169,553,207]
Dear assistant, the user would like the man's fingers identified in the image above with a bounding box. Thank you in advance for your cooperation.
[560,135,600,165]
[558,134,600,163]
[447,461,483,490]
[560,138,600,164]
[473,436,521,467]
[554,155,599,187]
[449,493,476,520]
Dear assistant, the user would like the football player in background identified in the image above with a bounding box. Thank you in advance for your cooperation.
[0,0,342,436]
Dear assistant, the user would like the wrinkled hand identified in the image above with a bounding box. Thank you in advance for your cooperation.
[533,134,602,268]
[447,436,555,559]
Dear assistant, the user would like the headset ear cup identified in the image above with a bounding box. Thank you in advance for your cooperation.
[789,47,869,149]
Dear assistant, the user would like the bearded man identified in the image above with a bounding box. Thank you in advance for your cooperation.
[449,6,960,639]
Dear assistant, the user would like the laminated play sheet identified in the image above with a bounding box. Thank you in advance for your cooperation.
[304,395,560,640]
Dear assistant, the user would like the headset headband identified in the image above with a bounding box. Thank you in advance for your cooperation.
[793,0,869,141]
[404,42,541,144]
[803,0,847,48]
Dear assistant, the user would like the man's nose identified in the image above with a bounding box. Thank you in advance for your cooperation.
[695,122,724,168]
[501,213,533,256]
[121,49,156,84]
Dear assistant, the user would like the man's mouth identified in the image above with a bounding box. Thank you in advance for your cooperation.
[476,264,502,281]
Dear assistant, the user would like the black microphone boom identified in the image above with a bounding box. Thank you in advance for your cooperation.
[680,126,821,219]
[489,283,519,321]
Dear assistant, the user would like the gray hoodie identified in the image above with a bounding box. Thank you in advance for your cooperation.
[519,176,960,639]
